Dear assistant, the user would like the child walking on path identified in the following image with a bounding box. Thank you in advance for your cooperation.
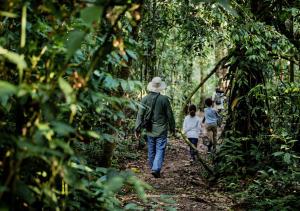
[183,104,202,161]
[203,98,220,153]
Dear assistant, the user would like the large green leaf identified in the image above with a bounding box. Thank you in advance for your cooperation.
[0,11,18,18]
[104,75,119,90]
[126,49,138,60]
[59,77,74,103]
[219,2,237,17]
[0,47,27,82]
[0,81,17,96]
[65,30,85,59]
[80,6,103,26]
[51,121,75,136]
[51,139,74,155]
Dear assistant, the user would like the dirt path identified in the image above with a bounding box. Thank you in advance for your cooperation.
[124,138,234,210]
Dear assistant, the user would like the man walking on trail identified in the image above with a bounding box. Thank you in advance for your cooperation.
[135,77,175,178]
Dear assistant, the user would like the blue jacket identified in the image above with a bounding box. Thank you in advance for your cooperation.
[204,107,219,126]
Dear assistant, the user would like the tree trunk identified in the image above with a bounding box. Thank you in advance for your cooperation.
[290,61,295,82]
[99,3,143,167]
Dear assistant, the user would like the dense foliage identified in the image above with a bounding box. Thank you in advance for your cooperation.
[0,0,152,210]
[213,1,300,209]
[0,0,300,210]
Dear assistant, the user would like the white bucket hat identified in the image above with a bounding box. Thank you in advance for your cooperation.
[147,77,166,92]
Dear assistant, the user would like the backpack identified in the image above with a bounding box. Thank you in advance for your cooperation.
[214,92,222,105]
[138,94,160,132]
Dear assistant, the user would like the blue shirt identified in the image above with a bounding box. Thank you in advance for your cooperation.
[204,107,219,126]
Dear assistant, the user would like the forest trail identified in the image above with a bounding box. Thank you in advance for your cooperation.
[123,137,234,210]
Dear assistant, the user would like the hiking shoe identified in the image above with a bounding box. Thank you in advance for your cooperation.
[151,171,161,178]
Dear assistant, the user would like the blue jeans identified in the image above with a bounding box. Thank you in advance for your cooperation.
[147,135,167,173]
[188,138,198,160]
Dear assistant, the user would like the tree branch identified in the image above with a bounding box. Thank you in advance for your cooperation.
[179,130,214,176]
[178,51,234,124]
[279,55,300,66]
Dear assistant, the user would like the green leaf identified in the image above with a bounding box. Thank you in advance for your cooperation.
[273,151,284,157]
[128,81,138,91]
[120,80,129,91]
[121,52,129,62]
[0,81,17,96]
[52,139,74,155]
[106,176,124,192]
[111,51,121,63]
[104,75,119,90]
[44,188,57,203]
[51,121,75,136]
[65,30,85,59]
[70,162,93,173]
[95,167,108,174]
[93,70,101,77]
[126,49,138,60]
[0,11,18,18]
[80,6,103,26]
[283,153,291,164]
[218,0,238,17]
[0,185,7,193]
[124,203,141,210]
[258,170,269,177]
[87,131,101,139]
[16,181,36,204]
[61,166,77,186]
[160,194,176,204]
[59,77,74,103]
[0,46,27,82]
[164,207,176,211]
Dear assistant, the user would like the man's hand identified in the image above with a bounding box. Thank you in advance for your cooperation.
[134,131,141,140]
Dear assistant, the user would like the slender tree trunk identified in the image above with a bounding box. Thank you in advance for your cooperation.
[289,17,295,83]
[290,61,295,82]
[150,0,157,79]
[199,68,205,110]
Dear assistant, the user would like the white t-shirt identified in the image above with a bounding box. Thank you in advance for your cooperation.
[183,115,202,138]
